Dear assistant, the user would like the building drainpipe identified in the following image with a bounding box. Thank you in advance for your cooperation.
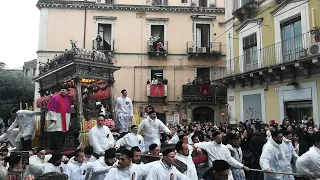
[83,0,87,49]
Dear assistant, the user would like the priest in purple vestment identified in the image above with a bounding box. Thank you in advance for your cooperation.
[46,88,71,151]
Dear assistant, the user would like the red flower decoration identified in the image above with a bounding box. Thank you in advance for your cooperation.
[126,101,129,105]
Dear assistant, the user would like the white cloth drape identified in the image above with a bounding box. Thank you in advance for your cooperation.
[103,26,111,45]
[151,27,161,40]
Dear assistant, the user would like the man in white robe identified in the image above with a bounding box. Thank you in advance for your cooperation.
[24,149,52,178]
[282,131,299,180]
[175,141,198,180]
[0,128,21,149]
[138,110,171,148]
[65,149,90,180]
[115,125,146,152]
[296,133,320,179]
[43,151,66,174]
[104,149,153,180]
[194,132,248,180]
[88,148,116,180]
[146,148,191,180]
[7,110,41,150]
[84,146,97,162]
[260,131,288,180]
[169,130,184,144]
[88,114,115,155]
[115,89,133,135]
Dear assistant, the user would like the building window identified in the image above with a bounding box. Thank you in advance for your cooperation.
[151,69,163,83]
[281,16,302,62]
[96,23,112,51]
[243,33,258,72]
[33,68,36,76]
[198,0,208,7]
[149,25,166,52]
[25,69,29,77]
[181,0,187,3]
[196,68,210,82]
[196,24,210,52]
[152,0,168,6]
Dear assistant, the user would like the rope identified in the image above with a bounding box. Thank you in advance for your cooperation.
[248,168,320,179]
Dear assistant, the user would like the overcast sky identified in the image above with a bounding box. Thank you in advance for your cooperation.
[0,0,39,69]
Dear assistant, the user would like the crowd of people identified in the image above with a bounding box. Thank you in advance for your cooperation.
[0,113,319,180]
[0,88,319,180]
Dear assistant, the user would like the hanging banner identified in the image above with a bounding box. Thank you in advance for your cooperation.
[200,84,210,96]
[147,84,167,97]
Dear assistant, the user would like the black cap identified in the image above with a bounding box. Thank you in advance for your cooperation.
[148,110,156,115]
[48,151,62,164]
[35,148,44,155]
[105,148,116,159]
[131,125,137,129]
[212,131,221,138]
[9,153,21,167]
[162,148,174,156]
[212,160,230,171]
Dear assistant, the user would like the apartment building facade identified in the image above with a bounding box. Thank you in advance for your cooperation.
[35,0,228,123]
[220,0,320,124]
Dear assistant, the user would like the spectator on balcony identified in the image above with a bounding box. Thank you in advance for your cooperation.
[156,41,165,52]
[163,78,168,85]
[151,78,158,85]
[156,78,162,85]
[146,79,150,84]
[96,35,102,50]
[148,37,154,52]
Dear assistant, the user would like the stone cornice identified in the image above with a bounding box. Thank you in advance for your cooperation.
[37,1,225,14]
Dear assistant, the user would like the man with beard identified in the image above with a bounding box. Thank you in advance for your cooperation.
[194,131,248,180]
[104,149,153,180]
[88,148,116,180]
[24,148,51,178]
[138,110,171,148]
[296,132,320,180]
[260,130,288,180]
[131,146,143,164]
[175,141,198,180]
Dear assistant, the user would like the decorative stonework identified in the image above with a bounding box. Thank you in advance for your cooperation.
[37,1,225,14]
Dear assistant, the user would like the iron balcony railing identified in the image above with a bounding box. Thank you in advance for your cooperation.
[152,0,168,6]
[92,39,115,52]
[226,30,320,76]
[233,0,263,11]
[187,41,222,54]
[182,84,227,102]
[147,41,168,53]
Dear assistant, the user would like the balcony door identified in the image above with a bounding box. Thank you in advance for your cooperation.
[97,23,112,51]
[193,106,214,123]
[243,33,258,72]
[281,16,302,62]
[196,68,210,83]
[196,24,210,51]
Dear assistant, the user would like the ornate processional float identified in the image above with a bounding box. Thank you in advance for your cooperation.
[33,41,120,149]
